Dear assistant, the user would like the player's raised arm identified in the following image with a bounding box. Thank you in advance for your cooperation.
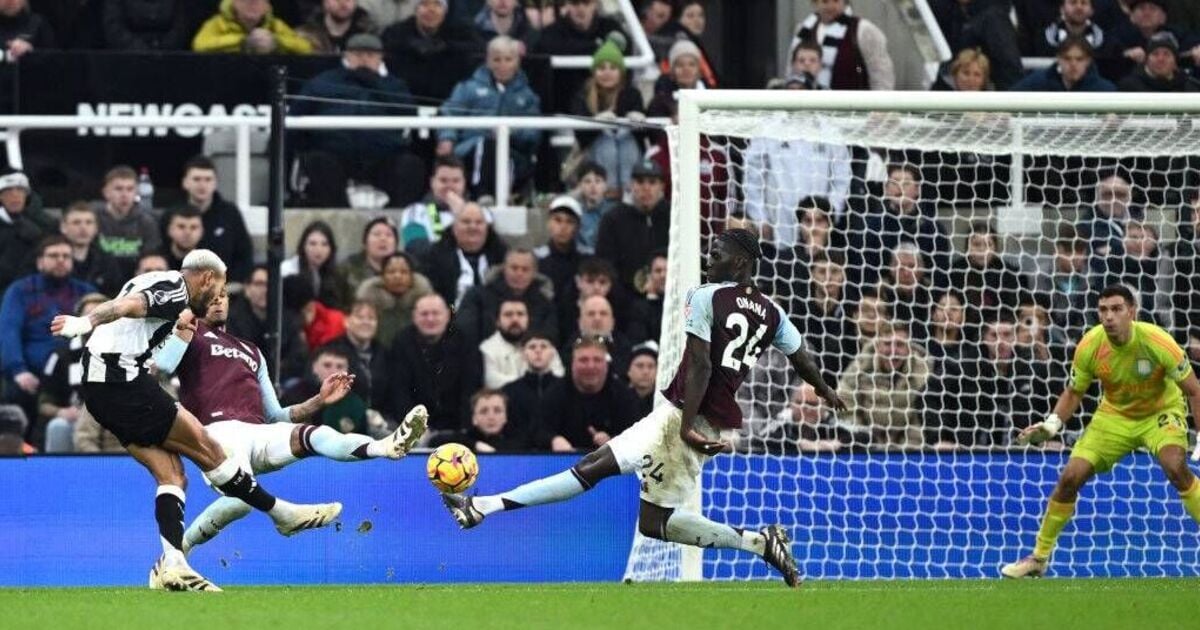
[50,293,149,338]
[786,348,845,413]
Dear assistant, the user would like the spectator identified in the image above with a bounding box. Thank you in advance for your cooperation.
[765,197,840,297]
[1111,0,1196,72]
[94,165,161,279]
[156,206,203,270]
[1100,220,1170,324]
[382,0,481,101]
[790,0,895,90]
[945,220,1028,332]
[358,0,417,29]
[535,336,639,452]
[134,252,169,274]
[227,264,309,384]
[335,216,398,310]
[478,298,564,389]
[1017,299,1070,353]
[283,274,346,351]
[933,48,993,91]
[0,171,56,295]
[878,242,935,342]
[673,2,718,85]
[968,318,1020,446]
[648,39,707,113]
[282,220,343,307]
[535,195,586,304]
[930,0,1022,89]
[322,300,389,414]
[793,254,854,377]
[1030,0,1108,57]
[0,405,30,455]
[389,293,479,439]
[293,34,427,208]
[103,0,190,50]
[626,340,658,418]
[570,41,646,194]
[837,325,931,449]
[460,388,529,452]
[789,40,825,84]
[71,407,124,453]
[742,118,852,246]
[639,0,676,61]
[1172,192,1200,336]
[0,0,54,61]
[596,160,669,292]
[556,255,616,347]
[457,248,558,348]
[845,163,953,288]
[1011,308,1069,431]
[59,202,123,297]
[567,294,632,376]
[1079,172,1138,268]
[572,161,618,250]
[171,156,254,282]
[1036,224,1097,341]
[282,346,371,434]
[847,289,892,361]
[355,252,433,347]
[536,0,629,111]
[38,292,106,453]
[921,290,980,449]
[1015,36,1117,92]
[421,202,508,307]
[193,0,313,53]
[298,0,377,53]
[755,383,852,454]
[502,331,564,441]
[473,0,533,47]
[1119,31,1200,91]
[399,155,468,257]
[636,249,667,345]
[438,35,542,197]
[0,236,96,430]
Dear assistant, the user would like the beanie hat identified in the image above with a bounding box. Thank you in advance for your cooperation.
[1146,31,1180,58]
[592,40,625,72]
[668,39,702,68]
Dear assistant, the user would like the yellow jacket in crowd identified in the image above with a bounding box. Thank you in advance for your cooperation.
[192,0,313,54]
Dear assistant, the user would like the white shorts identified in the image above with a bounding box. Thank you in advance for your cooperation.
[606,404,721,509]
[202,421,300,484]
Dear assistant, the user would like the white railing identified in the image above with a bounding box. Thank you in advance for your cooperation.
[551,0,656,70]
[0,114,663,212]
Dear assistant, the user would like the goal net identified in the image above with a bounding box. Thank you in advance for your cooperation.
[625,91,1200,581]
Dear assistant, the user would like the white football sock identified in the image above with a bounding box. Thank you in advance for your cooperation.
[478,469,589,516]
[664,511,765,554]
[183,497,252,553]
[307,426,373,461]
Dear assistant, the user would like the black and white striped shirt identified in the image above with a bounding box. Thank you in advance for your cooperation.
[83,271,190,383]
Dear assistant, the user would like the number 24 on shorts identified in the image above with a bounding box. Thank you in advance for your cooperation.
[640,454,665,484]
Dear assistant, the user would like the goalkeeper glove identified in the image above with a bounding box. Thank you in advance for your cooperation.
[1191,440,1200,463]
[54,315,93,339]
[1017,413,1063,446]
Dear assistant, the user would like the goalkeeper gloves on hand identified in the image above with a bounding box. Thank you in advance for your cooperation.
[1017,413,1063,446]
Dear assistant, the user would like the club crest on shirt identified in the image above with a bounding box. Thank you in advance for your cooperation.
[1136,358,1152,377]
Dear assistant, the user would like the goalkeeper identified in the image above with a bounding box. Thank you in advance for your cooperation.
[1002,285,1200,578]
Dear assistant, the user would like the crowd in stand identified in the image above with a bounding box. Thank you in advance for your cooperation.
[2,0,1200,456]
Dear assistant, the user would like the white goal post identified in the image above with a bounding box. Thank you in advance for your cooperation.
[625,91,1200,582]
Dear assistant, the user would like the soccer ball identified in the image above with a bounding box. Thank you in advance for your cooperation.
[426,443,478,494]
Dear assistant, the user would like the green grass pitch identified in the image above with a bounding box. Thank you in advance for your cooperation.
[5,580,1200,630]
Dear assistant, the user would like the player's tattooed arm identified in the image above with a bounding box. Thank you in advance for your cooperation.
[787,348,846,413]
[287,373,355,423]
[87,294,150,328]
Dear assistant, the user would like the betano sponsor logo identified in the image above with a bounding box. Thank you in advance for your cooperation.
[75,103,269,138]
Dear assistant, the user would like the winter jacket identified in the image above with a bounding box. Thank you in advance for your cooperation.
[455,269,558,348]
[358,0,418,29]
[1118,66,1200,93]
[438,65,543,162]
[942,254,1029,326]
[0,6,56,50]
[381,16,481,101]
[502,370,562,445]
[419,229,508,308]
[197,192,253,282]
[333,252,384,311]
[0,194,57,294]
[835,337,931,449]
[294,65,414,159]
[0,274,96,379]
[70,246,126,298]
[192,0,313,54]
[1011,62,1117,92]
[354,272,434,348]
[842,201,954,288]
[303,301,346,351]
[322,334,390,415]
[387,324,480,433]
[297,7,377,53]
[103,0,190,50]
[594,198,670,291]
[94,205,162,277]
[477,330,564,390]
[534,240,584,307]
[473,6,536,44]
[568,86,645,150]
[535,373,640,450]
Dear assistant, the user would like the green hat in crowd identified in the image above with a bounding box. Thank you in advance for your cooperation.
[592,40,625,72]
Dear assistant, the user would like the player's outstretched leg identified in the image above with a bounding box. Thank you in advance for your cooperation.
[182,497,253,555]
[164,408,342,536]
[638,501,800,588]
[442,445,620,529]
[296,405,428,461]
[1001,457,1092,578]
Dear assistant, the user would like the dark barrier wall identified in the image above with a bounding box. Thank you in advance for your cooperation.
[2,453,1198,586]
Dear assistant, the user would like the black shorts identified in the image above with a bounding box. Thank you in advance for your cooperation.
[81,375,179,447]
